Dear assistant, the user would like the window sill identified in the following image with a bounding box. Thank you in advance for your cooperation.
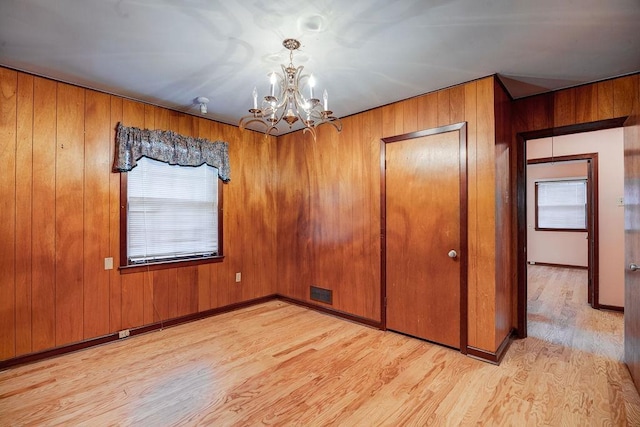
[119,255,224,274]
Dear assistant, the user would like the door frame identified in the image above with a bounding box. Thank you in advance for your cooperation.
[527,153,599,305]
[515,117,627,338]
[380,122,468,353]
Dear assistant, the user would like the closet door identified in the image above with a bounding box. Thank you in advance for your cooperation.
[384,126,466,349]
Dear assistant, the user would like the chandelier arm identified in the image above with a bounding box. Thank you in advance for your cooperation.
[328,118,343,132]
[266,123,280,136]
[313,116,343,132]
[239,116,270,131]
[302,126,317,140]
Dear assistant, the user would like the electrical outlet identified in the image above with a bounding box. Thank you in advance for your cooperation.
[235,272,241,283]
[118,329,130,339]
[104,257,113,270]
[617,197,624,207]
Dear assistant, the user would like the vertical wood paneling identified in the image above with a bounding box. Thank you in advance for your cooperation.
[276,131,309,301]
[531,94,553,130]
[144,104,155,130]
[31,77,57,351]
[402,97,418,134]
[554,88,575,127]
[437,89,451,126]
[449,84,465,123]
[239,130,255,302]
[198,262,212,312]
[276,75,509,346]
[493,80,512,349]
[351,113,369,315]
[216,123,238,306]
[262,133,278,297]
[252,131,270,299]
[597,80,614,120]
[83,90,111,338]
[381,103,403,137]
[474,77,496,351]
[511,96,530,134]
[310,124,336,302]
[0,68,17,359]
[15,73,34,356]
[337,116,353,311]
[176,267,198,316]
[154,104,170,130]
[307,127,322,299]
[55,83,85,346]
[575,84,598,123]
[367,108,383,320]
[464,81,478,347]
[152,270,172,321]
[222,123,242,305]
[2,66,278,363]
[613,75,638,118]
[121,274,143,329]
[109,96,123,333]
[417,92,438,130]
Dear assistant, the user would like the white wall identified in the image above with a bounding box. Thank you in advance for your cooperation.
[527,161,588,267]
[527,127,625,308]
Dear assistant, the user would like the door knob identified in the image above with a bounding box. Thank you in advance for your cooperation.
[448,250,457,259]
[631,263,639,272]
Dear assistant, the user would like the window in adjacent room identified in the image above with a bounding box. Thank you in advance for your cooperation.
[121,156,222,271]
[535,179,587,231]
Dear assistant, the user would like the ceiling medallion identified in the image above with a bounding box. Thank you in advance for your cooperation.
[239,38,342,140]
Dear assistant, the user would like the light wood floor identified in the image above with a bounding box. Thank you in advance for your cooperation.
[1,265,639,425]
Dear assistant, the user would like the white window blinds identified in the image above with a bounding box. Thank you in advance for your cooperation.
[127,157,219,263]
[536,179,587,230]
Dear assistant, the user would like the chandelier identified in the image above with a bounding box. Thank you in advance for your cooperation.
[239,39,342,140]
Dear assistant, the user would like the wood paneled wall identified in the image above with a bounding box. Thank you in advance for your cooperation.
[0,67,277,361]
[276,76,512,353]
[512,74,638,135]
[9,69,629,362]
[494,80,513,350]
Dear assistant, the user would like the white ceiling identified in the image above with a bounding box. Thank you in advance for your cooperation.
[1,0,639,134]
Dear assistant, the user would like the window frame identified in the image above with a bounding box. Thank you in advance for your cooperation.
[534,178,588,232]
[119,165,224,273]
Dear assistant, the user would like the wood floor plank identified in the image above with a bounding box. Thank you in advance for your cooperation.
[1,266,639,425]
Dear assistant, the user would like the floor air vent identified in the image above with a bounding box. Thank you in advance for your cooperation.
[310,286,333,305]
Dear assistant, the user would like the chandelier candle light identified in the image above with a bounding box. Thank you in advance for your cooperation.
[239,39,342,140]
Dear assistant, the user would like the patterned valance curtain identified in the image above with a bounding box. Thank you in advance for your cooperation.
[113,123,231,182]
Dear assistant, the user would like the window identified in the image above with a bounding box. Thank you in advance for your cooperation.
[535,179,587,231]
[121,157,222,270]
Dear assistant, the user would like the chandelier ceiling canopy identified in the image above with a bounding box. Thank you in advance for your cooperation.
[239,39,342,140]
